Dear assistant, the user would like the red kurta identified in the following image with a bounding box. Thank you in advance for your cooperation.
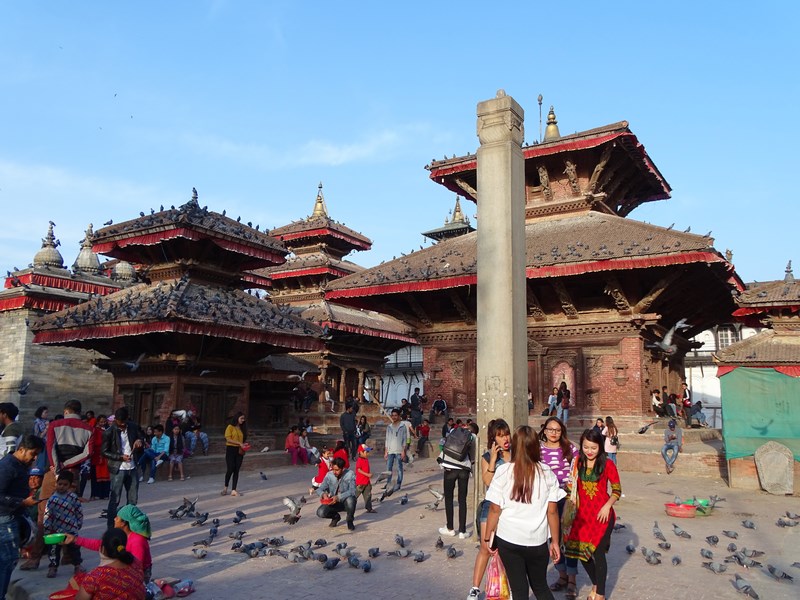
[564,459,622,561]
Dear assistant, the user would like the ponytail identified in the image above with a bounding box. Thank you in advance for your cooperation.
[101,528,135,565]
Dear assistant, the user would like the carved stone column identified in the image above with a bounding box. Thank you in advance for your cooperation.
[317,367,327,414]
[476,90,528,434]
[357,369,365,402]
[339,369,347,404]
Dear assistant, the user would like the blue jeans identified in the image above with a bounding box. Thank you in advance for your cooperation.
[661,443,679,467]
[607,453,617,465]
[386,453,404,489]
[137,449,164,479]
[558,407,569,424]
[0,515,20,600]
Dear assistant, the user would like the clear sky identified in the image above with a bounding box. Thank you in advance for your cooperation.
[1,1,797,284]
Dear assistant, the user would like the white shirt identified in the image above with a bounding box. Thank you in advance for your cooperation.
[119,428,135,470]
[485,462,565,546]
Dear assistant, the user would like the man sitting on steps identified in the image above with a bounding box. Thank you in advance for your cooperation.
[661,419,683,474]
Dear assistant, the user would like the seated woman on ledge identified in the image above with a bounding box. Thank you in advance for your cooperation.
[71,528,145,600]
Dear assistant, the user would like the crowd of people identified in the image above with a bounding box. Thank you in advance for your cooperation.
[650,382,709,428]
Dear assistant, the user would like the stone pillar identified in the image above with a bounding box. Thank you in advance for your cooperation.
[338,369,347,403]
[475,90,528,434]
[317,367,328,414]
[357,369,365,402]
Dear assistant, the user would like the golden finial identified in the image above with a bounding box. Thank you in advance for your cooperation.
[311,182,328,218]
[543,105,561,141]
[451,197,466,224]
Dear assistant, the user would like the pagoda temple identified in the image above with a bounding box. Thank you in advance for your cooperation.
[325,108,744,418]
[0,222,135,415]
[31,189,324,429]
[258,184,416,407]
[422,196,475,243]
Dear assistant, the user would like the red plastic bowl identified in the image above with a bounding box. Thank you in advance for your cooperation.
[664,503,697,518]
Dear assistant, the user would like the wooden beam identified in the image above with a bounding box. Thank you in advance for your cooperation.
[588,144,614,193]
[564,160,581,196]
[448,289,475,325]
[525,282,547,321]
[454,177,478,200]
[552,281,579,319]
[633,270,683,314]
[603,275,632,313]
[537,164,553,201]
[406,295,433,328]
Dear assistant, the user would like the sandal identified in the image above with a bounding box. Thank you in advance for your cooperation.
[221,489,228,496]
[565,582,577,600]
[231,490,240,496]
[549,575,569,591]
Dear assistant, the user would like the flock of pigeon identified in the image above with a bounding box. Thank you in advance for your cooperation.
[623,497,799,599]
[167,481,454,574]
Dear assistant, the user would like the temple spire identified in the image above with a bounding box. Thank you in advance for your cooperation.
[451,197,469,225]
[785,260,794,283]
[33,220,65,269]
[311,182,328,218]
[543,105,561,141]
[73,223,101,275]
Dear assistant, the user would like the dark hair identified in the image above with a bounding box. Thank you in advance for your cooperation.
[34,406,48,419]
[468,422,479,435]
[230,412,248,441]
[57,470,75,484]
[358,415,367,425]
[390,408,400,416]
[153,424,164,433]
[289,425,298,433]
[509,425,542,504]
[17,434,45,452]
[487,418,511,446]
[539,416,573,461]
[605,416,617,437]
[331,457,346,470]
[101,528,134,565]
[64,399,82,414]
[114,406,129,422]
[577,428,607,476]
[334,440,346,452]
[85,410,95,418]
[0,402,19,421]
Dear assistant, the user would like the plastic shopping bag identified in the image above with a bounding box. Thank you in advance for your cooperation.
[485,552,511,600]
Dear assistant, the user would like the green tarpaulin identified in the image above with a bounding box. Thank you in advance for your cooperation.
[720,367,800,460]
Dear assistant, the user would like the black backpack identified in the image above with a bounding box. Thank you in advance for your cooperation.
[442,427,472,462]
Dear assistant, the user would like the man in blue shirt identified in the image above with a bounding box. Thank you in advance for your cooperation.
[137,424,170,484]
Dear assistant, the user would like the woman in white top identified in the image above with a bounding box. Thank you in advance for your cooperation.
[484,425,565,600]
[601,416,619,464]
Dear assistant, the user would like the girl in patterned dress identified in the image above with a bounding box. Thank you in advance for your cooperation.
[563,428,622,600]
[74,528,145,600]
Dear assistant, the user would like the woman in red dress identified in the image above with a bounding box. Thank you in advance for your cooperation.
[73,528,145,600]
[563,428,621,600]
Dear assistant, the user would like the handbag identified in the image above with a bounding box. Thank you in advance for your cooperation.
[485,552,511,600]
[561,461,579,537]
[238,442,251,456]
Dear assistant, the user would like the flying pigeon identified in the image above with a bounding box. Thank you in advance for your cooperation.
[645,318,690,355]
[123,353,146,372]
[283,496,304,525]
[637,421,658,435]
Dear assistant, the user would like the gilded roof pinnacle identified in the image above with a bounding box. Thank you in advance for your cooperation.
[451,197,468,225]
[543,105,561,141]
[311,182,328,219]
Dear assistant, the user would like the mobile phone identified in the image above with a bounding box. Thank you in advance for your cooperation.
[487,531,498,551]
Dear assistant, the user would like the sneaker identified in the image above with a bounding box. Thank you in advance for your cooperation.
[467,587,482,600]
[347,520,355,531]
[147,477,155,484]
[329,514,341,528]
[155,459,164,467]
[138,475,144,483]
[439,527,456,537]
[458,531,470,539]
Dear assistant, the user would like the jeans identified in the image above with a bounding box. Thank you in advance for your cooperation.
[666,404,678,418]
[343,433,358,460]
[107,468,139,528]
[185,432,209,455]
[443,468,470,533]
[661,443,679,467]
[555,497,579,576]
[607,453,617,465]
[137,449,164,479]
[496,536,555,600]
[316,496,356,524]
[558,407,569,424]
[386,453,404,489]
[0,515,20,600]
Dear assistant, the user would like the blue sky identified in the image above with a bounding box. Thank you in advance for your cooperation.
[1,1,797,284]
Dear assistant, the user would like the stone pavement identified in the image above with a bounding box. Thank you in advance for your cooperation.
[9,456,800,600]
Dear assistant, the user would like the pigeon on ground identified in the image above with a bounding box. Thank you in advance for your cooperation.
[192,538,211,547]
[658,542,671,551]
[613,523,626,531]
[191,548,207,559]
[671,556,681,566]
[368,547,380,558]
[791,562,800,568]
[672,523,691,539]
[776,517,799,528]
[700,549,714,559]
[398,494,409,505]
[208,526,218,538]
[625,544,636,554]
[230,541,242,551]
[766,565,793,581]
[347,555,360,568]
[260,472,268,480]
[741,520,756,530]
[723,530,739,539]
[334,546,352,558]
[314,538,327,547]
[786,511,800,520]
[335,542,348,550]
[323,557,340,570]
[732,574,759,599]
[361,559,372,572]
[413,551,427,562]
[727,543,737,552]
[653,522,666,542]
[740,548,765,558]
[725,553,761,569]
[236,510,247,520]
[388,548,410,558]
[645,553,661,565]
[229,530,247,540]
[436,537,445,550]
[232,516,242,524]
[702,561,727,574]
[211,518,220,526]
[191,513,209,526]
[394,534,406,548]
[446,546,461,559]
[313,552,328,563]
[378,487,395,503]
[706,535,719,547]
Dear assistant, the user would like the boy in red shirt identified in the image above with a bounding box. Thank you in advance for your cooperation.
[309,447,333,496]
[416,419,432,456]
[354,444,376,513]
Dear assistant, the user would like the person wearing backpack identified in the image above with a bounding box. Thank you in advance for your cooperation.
[556,382,572,424]
[438,422,478,539]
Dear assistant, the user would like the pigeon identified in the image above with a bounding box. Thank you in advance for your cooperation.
[727,543,737,552]
[776,517,799,528]
[732,574,759,599]
[671,523,691,539]
[378,487,395,503]
[446,546,461,559]
[399,494,409,505]
[766,565,793,581]
[706,535,719,547]
[436,537,445,550]
[702,561,727,574]
[376,471,392,484]
[653,522,667,542]
[191,513,209,526]
[394,534,406,548]
[637,421,658,434]
[791,562,800,568]
[700,549,714,559]
[313,553,328,563]
[18,381,31,395]
[260,446,270,453]
[613,523,626,531]
[740,548,765,558]
[314,539,327,547]
[260,472,268,480]
[211,518,220,527]
[290,541,312,553]
[412,551,427,562]
[741,520,756,530]
[361,559,372,572]
[723,530,739,539]
[322,558,340,570]
[335,542,348,550]
[786,511,800,520]
[347,555,360,568]
[671,556,681,566]
[236,510,247,520]
[191,548,207,559]
[645,553,661,565]
[192,538,211,547]
[725,553,761,569]
[283,496,304,525]
[388,548,410,558]
[658,542,671,551]
[230,541,243,551]
[229,531,247,540]
[208,527,218,538]
[232,517,242,524]
[427,486,445,509]
[625,544,636,555]
[645,318,690,355]
[367,547,380,558]
[334,546,352,558]
[123,353,146,372]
